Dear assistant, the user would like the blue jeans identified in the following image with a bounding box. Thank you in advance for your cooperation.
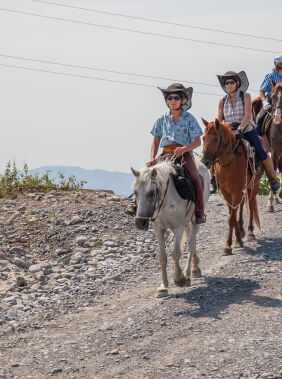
[243,129,267,161]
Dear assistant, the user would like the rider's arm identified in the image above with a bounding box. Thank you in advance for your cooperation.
[146,137,160,167]
[259,90,267,103]
[238,93,252,132]
[150,137,160,160]
[179,136,201,154]
[218,98,224,122]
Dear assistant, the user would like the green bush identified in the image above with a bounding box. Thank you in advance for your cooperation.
[0,160,86,197]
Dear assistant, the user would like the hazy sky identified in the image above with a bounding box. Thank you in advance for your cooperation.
[1,0,281,173]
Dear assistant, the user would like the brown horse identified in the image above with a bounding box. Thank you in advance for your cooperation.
[201,118,263,255]
[252,81,282,211]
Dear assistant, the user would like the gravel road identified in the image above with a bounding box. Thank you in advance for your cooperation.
[0,192,281,379]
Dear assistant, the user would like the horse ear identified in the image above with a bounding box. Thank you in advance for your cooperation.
[131,167,140,177]
[215,118,221,129]
[271,79,277,88]
[151,168,157,179]
[201,118,209,127]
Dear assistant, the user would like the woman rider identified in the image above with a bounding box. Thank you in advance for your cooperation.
[257,54,282,135]
[126,83,206,224]
[217,70,279,193]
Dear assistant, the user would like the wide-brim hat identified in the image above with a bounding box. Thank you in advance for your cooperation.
[158,83,193,111]
[217,71,249,94]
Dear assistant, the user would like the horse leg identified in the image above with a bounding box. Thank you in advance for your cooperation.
[172,226,189,287]
[278,172,282,199]
[154,225,169,297]
[238,199,245,239]
[246,185,260,241]
[266,191,275,213]
[183,223,200,284]
[233,204,244,249]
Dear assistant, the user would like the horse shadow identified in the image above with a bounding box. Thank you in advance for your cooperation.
[172,276,282,319]
[243,237,282,262]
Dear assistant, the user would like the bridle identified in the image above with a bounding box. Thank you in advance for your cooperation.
[202,126,239,168]
[135,177,170,222]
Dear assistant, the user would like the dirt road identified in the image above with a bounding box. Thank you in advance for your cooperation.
[0,194,281,379]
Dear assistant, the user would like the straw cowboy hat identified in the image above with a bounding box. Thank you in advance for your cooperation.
[158,83,193,111]
[217,71,249,94]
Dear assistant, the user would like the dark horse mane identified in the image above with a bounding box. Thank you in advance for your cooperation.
[271,82,282,96]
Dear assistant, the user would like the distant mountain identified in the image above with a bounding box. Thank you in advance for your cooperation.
[29,166,134,196]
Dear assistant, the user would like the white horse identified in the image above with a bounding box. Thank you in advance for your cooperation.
[131,159,210,297]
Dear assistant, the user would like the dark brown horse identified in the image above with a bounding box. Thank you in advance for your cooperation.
[201,118,263,255]
[253,81,282,211]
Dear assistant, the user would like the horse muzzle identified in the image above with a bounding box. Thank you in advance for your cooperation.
[135,217,150,231]
[274,108,281,124]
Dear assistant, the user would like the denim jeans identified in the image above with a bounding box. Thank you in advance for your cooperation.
[243,128,267,161]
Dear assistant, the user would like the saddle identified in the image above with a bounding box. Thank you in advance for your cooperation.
[158,155,204,201]
[239,139,261,178]
[172,159,195,201]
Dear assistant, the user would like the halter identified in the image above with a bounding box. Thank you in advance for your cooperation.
[135,177,170,222]
[202,126,238,168]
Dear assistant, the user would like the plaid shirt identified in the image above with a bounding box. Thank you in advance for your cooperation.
[151,110,203,147]
[260,70,282,102]
[223,91,254,132]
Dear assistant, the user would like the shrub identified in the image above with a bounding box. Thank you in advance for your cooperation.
[0,160,86,197]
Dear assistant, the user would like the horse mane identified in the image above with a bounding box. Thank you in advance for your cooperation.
[132,161,176,192]
[204,119,236,146]
[271,83,282,97]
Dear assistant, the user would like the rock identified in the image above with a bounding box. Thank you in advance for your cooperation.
[75,236,88,246]
[34,271,45,281]
[6,212,19,225]
[13,257,26,268]
[55,248,68,256]
[16,276,27,287]
[70,216,83,225]
[29,264,42,273]
[10,247,28,256]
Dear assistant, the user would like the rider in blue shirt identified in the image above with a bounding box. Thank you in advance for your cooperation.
[257,54,282,135]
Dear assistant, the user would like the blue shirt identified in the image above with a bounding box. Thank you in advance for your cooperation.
[260,70,282,102]
[151,111,203,147]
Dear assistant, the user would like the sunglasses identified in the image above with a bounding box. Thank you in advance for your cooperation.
[167,95,182,101]
[225,80,236,86]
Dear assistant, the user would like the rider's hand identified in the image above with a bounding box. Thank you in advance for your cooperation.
[174,147,186,158]
[235,130,242,140]
[146,159,156,167]
[263,100,271,111]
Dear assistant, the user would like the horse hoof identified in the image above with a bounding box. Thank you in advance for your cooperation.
[174,277,190,287]
[234,240,244,249]
[274,197,280,204]
[246,233,256,241]
[156,288,168,297]
[266,205,274,213]
[222,248,233,256]
[240,230,246,239]
[192,269,202,278]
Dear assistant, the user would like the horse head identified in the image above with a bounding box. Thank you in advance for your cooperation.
[200,118,236,169]
[131,166,159,231]
[271,81,282,125]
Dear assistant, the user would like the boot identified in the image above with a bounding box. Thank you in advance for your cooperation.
[195,213,206,224]
[124,200,137,217]
[261,156,280,193]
